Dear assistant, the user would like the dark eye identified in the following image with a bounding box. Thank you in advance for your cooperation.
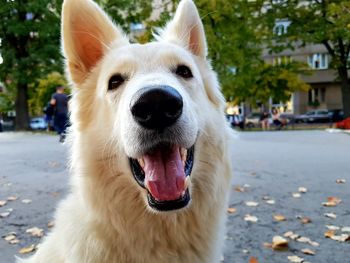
[108,74,125,91]
[175,65,193,79]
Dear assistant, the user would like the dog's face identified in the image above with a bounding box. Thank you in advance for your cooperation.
[62,0,224,212]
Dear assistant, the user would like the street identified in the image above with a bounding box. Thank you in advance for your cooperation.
[0,131,349,262]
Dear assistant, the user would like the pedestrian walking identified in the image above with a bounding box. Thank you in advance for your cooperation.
[260,111,269,131]
[50,86,69,142]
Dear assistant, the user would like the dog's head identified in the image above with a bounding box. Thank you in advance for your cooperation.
[62,0,225,212]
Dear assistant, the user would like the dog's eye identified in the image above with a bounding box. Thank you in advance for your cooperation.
[108,74,125,91]
[175,65,193,79]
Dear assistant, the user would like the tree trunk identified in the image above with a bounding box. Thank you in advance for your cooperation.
[338,67,350,119]
[15,82,30,130]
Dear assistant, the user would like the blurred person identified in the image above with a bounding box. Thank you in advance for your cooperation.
[50,86,69,142]
[260,111,269,131]
[272,108,285,130]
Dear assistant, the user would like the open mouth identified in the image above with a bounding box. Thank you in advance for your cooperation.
[129,145,194,211]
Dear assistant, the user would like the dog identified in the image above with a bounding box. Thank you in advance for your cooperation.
[18,0,233,262]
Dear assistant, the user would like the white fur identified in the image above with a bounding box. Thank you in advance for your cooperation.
[18,0,233,262]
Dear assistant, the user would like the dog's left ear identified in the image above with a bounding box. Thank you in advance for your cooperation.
[161,0,207,58]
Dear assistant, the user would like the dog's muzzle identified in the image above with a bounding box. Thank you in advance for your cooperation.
[128,85,194,212]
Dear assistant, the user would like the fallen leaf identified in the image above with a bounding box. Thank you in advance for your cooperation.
[301,248,315,255]
[19,245,36,254]
[309,241,320,247]
[9,239,20,244]
[326,225,340,231]
[335,179,346,184]
[296,236,311,243]
[244,214,258,223]
[272,236,289,250]
[290,234,300,240]
[0,212,10,218]
[249,256,259,263]
[284,231,294,238]
[0,200,7,207]
[341,227,350,233]
[287,255,304,263]
[266,199,275,205]
[47,221,55,228]
[324,213,337,219]
[235,186,245,192]
[26,227,44,237]
[298,216,312,224]
[242,249,250,254]
[4,233,16,242]
[330,234,350,242]
[22,199,32,204]
[263,242,272,248]
[7,196,18,201]
[324,230,335,238]
[246,201,259,207]
[292,193,301,198]
[274,214,286,221]
[298,187,307,193]
[322,197,342,207]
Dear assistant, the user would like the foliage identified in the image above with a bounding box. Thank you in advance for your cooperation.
[29,72,68,116]
[267,0,350,117]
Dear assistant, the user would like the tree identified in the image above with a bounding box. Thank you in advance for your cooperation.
[28,72,67,116]
[186,0,309,106]
[0,0,63,130]
[269,0,350,117]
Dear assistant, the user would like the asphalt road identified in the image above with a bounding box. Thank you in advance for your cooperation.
[0,131,349,263]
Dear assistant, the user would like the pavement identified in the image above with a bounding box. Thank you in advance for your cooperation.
[0,131,349,263]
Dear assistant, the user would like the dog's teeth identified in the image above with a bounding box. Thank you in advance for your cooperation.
[184,176,191,190]
[180,148,187,162]
[138,158,145,169]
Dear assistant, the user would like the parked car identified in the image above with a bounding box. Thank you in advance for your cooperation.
[294,109,331,123]
[30,117,47,130]
[245,113,261,128]
[328,109,344,122]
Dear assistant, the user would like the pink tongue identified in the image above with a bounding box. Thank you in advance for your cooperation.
[143,147,186,201]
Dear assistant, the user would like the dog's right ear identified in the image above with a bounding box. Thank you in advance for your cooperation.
[62,0,128,84]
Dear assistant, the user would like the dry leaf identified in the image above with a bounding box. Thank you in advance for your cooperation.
[296,236,311,243]
[292,193,301,198]
[266,199,275,205]
[324,230,335,238]
[19,245,36,254]
[274,214,286,221]
[263,242,273,248]
[0,212,10,218]
[341,227,350,233]
[0,200,7,207]
[324,213,337,219]
[272,236,289,250]
[7,196,18,201]
[284,231,294,238]
[309,241,320,247]
[326,225,340,231]
[235,186,245,192]
[322,197,342,207]
[335,179,346,184]
[22,199,32,204]
[244,214,258,223]
[249,256,259,263]
[246,201,259,207]
[4,234,16,242]
[298,187,307,193]
[299,217,312,224]
[26,227,44,237]
[290,234,300,240]
[9,239,20,244]
[242,249,250,254]
[330,234,350,242]
[47,221,55,228]
[287,255,304,263]
[301,248,315,255]
[227,207,237,213]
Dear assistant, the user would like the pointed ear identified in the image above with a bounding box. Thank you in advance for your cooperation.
[161,0,207,58]
[61,0,128,84]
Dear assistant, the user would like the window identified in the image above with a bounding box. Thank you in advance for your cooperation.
[308,53,328,69]
[274,20,291,35]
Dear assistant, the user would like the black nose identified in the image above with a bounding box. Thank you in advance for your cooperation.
[130,86,183,130]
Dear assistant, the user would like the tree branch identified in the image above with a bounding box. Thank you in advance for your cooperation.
[322,40,335,58]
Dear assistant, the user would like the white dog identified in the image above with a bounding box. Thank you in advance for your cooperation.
[18,0,233,262]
